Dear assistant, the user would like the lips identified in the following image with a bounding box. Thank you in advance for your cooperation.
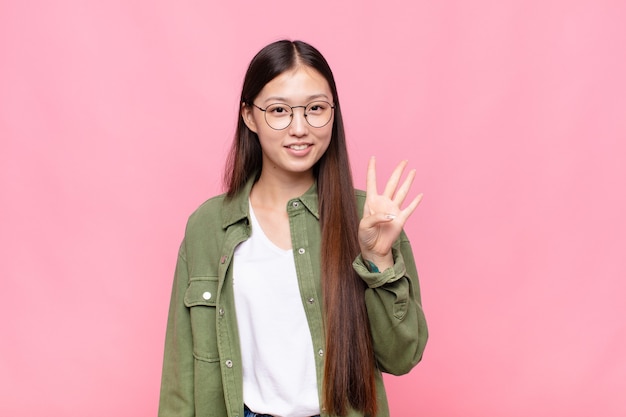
[286,144,311,150]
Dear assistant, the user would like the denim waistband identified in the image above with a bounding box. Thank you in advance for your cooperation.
[244,404,274,417]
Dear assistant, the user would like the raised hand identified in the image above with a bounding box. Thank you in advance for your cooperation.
[358,157,423,271]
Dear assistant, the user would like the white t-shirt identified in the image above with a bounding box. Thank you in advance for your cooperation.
[233,202,319,417]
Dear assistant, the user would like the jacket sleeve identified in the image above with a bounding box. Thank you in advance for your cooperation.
[353,231,428,375]
[158,240,195,417]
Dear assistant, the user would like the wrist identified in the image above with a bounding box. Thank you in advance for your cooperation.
[362,252,393,272]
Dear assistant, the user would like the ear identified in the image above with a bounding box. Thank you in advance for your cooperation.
[241,103,258,133]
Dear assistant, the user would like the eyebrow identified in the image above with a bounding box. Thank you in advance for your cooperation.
[262,93,330,104]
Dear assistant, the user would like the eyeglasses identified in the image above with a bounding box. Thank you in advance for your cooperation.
[251,101,335,130]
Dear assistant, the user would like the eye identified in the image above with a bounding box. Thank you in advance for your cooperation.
[267,104,291,116]
[307,102,327,114]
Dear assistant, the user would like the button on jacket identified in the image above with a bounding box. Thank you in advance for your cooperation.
[159,178,428,417]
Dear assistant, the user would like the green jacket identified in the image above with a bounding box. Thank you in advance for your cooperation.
[159,179,428,417]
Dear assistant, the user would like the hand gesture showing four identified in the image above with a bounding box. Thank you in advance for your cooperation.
[358,157,423,271]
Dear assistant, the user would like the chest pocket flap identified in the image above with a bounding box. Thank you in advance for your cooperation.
[184,278,218,307]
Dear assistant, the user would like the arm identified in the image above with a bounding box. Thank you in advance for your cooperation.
[354,233,427,375]
[356,157,428,375]
[158,241,195,417]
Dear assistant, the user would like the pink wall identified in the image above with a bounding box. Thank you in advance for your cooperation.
[1,1,624,416]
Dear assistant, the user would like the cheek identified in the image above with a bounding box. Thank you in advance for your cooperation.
[318,131,333,154]
[321,126,333,145]
[256,128,282,149]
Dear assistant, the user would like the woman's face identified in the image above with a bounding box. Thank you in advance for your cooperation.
[242,65,334,181]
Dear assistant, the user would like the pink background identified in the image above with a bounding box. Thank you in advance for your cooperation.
[1,1,625,416]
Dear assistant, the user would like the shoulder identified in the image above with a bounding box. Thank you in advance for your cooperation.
[188,193,228,222]
[184,193,229,237]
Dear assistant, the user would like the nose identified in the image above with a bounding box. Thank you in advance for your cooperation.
[288,107,308,136]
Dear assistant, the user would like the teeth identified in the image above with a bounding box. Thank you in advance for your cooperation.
[289,144,309,150]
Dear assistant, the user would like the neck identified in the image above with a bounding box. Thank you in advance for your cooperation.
[251,169,314,209]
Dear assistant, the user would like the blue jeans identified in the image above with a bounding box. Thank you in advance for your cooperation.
[244,404,320,417]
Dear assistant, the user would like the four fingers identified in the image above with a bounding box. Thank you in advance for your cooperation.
[365,156,422,223]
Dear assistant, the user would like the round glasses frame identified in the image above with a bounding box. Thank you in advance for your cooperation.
[251,101,335,130]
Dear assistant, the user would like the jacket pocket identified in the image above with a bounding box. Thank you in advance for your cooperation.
[184,277,219,361]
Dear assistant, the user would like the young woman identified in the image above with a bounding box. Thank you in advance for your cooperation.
[159,40,428,417]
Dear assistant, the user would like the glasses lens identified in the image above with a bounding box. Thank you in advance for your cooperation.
[264,103,292,130]
[305,101,333,128]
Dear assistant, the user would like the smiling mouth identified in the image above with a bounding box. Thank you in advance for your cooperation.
[287,144,310,150]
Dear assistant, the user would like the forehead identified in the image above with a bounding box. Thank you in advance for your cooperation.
[257,66,332,103]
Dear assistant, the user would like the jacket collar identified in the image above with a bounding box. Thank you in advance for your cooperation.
[298,182,320,220]
[221,175,320,228]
